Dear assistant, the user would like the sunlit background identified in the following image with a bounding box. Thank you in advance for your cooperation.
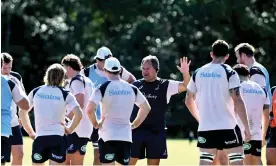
[2,0,276,165]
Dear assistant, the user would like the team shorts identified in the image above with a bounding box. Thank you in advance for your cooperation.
[98,138,131,165]
[267,127,276,148]
[131,128,168,159]
[243,140,262,156]
[67,132,89,155]
[32,135,67,163]
[197,125,243,150]
[1,136,11,164]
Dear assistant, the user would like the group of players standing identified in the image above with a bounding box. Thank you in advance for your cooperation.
[1,39,276,165]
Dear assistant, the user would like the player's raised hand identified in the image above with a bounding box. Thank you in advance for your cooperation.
[177,57,191,73]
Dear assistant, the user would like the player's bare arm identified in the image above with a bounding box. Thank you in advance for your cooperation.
[230,87,251,142]
[177,57,191,93]
[126,73,136,83]
[65,106,83,134]
[19,108,35,140]
[86,101,100,129]
[131,101,151,129]
[185,90,199,122]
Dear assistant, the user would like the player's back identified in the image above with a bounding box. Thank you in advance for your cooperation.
[194,63,240,131]
[99,79,138,141]
[30,85,71,137]
[101,80,137,121]
[240,80,267,140]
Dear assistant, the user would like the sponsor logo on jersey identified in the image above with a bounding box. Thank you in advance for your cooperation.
[36,93,61,100]
[142,92,157,99]
[243,88,263,95]
[108,89,131,96]
[200,72,221,78]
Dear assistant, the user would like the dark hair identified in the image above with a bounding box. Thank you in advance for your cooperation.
[233,64,250,77]
[141,55,160,72]
[61,54,83,71]
[212,40,229,57]
[234,43,255,57]
[1,53,13,63]
[1,55,3,66]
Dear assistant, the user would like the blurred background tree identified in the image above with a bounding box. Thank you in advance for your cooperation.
[2,0,276,137]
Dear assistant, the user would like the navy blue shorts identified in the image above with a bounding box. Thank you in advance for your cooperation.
[90,128,99,148]
[267,127,276,148]
[243,140,262,156]
[32,135,67,163]
[131,129,168,159]
[67,132,89,155]
[98,138,131,165]
[197,125,243,150]
[1,136,11,164]
[10,125,23,145]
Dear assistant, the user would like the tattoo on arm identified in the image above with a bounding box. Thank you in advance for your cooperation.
[263,104,270,110]
[230,87,240,97]
[186,91,196,100]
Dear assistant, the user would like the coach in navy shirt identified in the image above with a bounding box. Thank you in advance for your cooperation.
[130,55,190,165]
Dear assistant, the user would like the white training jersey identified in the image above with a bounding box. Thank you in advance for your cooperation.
[89,79,148,142]
[68,75,94,138]
[6,72,26,127]
[28,85,80,137]
[1,77,26,137]
[237,80,269,140]
[187,63,240,131]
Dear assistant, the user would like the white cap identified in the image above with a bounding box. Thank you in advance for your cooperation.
[94,46,112,60]
[104,57,121,72]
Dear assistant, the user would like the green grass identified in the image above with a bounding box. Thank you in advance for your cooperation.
[7,137,268,165]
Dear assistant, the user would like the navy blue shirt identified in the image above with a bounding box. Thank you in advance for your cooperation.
[131,78,171,132]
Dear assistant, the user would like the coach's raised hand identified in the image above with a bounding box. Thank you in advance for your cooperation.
[177,57,191,74]
[176,56,191,93]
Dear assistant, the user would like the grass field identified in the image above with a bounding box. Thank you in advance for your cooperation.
[7,137,268,165]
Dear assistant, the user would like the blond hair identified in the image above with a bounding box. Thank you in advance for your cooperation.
[43,63,66,87]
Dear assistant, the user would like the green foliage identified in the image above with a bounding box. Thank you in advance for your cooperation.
[2,0,276,133]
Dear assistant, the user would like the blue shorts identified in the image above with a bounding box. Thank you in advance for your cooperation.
[1,136,11,164]
[32,135,67,163]
[131,129,168,159]
[243,140,262,156]
[10,125,23,145]
[67,132,89,155]
[98,138,131,165]
[5,125,23,162]
[90,128,99,148]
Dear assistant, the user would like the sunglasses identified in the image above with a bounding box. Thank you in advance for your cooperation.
[96,55,112,62]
